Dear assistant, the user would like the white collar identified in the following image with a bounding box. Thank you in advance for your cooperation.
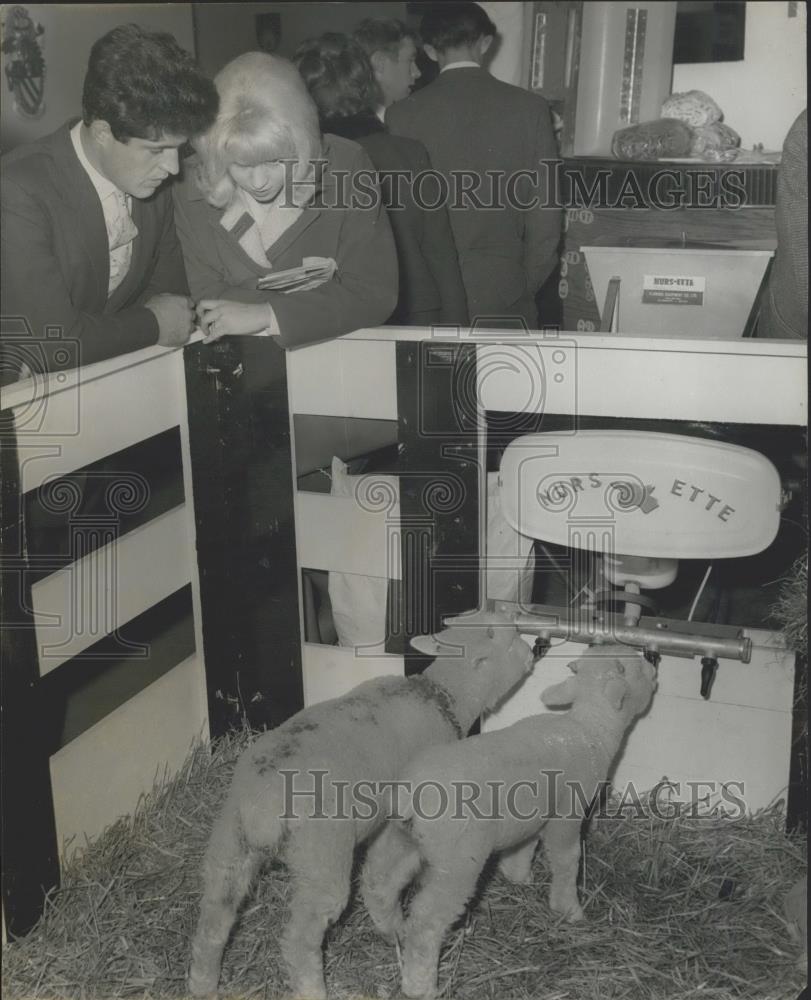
[440,61,481,73]
[375,106,387,124]
[239,186,274,221]
[70,121,123,203]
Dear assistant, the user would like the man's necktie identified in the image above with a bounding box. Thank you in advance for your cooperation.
[107,189,138,295]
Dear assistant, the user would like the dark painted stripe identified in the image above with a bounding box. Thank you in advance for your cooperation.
[23,426,185,584]
[184,338,303,735]
[39,584,195,754]
[395,341,479,674]
[786,651,808,834]
[1,413,62,937]
[228,211,255,240]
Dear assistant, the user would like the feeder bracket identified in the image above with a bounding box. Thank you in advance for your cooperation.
[447,601,753,664]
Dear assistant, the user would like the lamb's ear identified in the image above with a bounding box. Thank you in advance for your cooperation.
[541,676,578,707]
[409,634,442,656]
[604,676,630,711]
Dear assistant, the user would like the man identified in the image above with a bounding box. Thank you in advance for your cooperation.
[354,18,421,120]
[759,109,807,339]
[386,2,561,328]
[1,23,218,376]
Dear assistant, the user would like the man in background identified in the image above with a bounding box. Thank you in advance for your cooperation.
[1,23,218,377]
[354,18,421,122]
[386,1,561,328]
[759,109,807,340]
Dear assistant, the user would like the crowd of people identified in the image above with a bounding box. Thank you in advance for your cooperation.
[0,2,563,377]
[3,1,804,380]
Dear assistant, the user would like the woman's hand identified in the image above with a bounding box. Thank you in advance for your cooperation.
[196,300,276,342]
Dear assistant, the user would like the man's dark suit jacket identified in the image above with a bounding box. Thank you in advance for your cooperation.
[1,122,189,374]
[760,109,807,339]
[386,66,561,328]
[322,113,468,327]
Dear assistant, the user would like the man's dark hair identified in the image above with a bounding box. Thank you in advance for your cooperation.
[295,33,379,121]
[82,23,218,141]
[419,2,496,52]
[353,17,418,60]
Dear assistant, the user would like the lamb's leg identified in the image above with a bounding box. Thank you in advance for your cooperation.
[361,823,423,942]
[542,818,584,922]
[497,835,540,885]
[281,826,354,1000]
[400,856,483,999]
[188,806,261,996]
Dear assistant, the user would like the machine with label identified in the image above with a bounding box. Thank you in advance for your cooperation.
[582,241,775,337]
[457,429,784,690]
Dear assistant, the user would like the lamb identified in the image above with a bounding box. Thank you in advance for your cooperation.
[360,645,658,999]
[187,614,535,1000]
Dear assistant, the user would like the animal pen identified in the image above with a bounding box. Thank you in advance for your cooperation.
[1,309,807,997]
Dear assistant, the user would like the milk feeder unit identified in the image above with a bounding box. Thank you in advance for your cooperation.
[446,239,788,699]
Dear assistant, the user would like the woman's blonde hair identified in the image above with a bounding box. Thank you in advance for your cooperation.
[194,52,322,209]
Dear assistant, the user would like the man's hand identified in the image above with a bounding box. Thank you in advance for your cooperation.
[145,293,196,348]
[196,300,275,342]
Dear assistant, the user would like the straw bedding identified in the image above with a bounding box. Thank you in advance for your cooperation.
[770,553,808,654]
[4,727,806,1000]
[770,551,808,744]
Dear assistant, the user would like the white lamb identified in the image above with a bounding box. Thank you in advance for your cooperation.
[360,645,658,998]
[187,614,535,999]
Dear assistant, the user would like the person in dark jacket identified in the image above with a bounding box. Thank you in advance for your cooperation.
[759,109,807,340]
[353,17,422,117]
[1,23,218,377]
[295,32,469,327]
[386,2,561,329]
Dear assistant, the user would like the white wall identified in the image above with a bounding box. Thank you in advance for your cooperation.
[672,1,807,150]
[5,2,801,152]
[468,2,807,152]
[0,4,195,149]
[480,1,530,87]
[193,1,527,89]
[193,2,407,78]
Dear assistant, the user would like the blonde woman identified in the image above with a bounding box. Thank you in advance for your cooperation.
[173,52,397,346]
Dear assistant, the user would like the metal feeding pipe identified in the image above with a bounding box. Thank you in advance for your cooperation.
[511,612,751,664]
[445,605,752,664]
